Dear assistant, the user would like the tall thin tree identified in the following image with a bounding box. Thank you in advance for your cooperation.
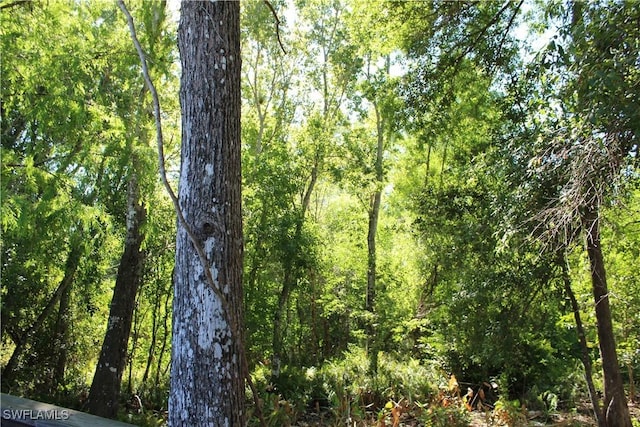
[88,0,170,414]
[88,175,145,418]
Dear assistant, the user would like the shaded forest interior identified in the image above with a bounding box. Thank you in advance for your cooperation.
[1,0,639,426]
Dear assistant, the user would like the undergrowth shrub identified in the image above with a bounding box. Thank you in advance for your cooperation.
[376,352,435,404]
[314,346,443,422]
[247,363,311,426]
[421,404,470,427]
[247,346,448,425]
[492,397,527,426]
[248,346,591,426]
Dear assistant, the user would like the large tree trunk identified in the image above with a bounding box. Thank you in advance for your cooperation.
[169,1,245,425]
[582,206,632,427]
[88,176,146,418]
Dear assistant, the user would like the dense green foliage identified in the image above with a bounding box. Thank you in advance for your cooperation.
[1,0,638,425]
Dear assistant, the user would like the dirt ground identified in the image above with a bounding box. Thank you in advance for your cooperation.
[467,401,640,426]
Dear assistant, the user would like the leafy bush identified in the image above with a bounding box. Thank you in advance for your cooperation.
[421,404,470,427]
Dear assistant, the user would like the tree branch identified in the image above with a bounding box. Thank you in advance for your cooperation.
[0,0,30,10]
[489,0,524,76]
[263,0,287,55]
[443,0,513,75]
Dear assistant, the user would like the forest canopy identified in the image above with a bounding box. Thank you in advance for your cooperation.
[1,0,638,426]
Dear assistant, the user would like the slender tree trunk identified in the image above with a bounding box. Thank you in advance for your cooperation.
[272,260,294,379]
[628,364,635,404]
[169,2,245,425]
[271,162,317,378]
[154,278,172,391]
[366,189,381,375]
[310,270,320,364]
[88,176,146,418]
[52,274,72,390]
[439,143,447,188]
[2,240,82,382]
[425,142,432,185]
[247,207,269,295]
[142,276,160,385]
[560,253,604,427]
[127,290,143,395]
[582,206,632,427]
[366,103,385,374]
[366,191,380,316]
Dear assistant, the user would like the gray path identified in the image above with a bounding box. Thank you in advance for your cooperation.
[0,393,136,427]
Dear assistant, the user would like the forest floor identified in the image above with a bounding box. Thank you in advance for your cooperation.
[467,400,639,426]
[292,400,640,426]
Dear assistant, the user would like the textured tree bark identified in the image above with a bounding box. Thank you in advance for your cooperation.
[88,176,145,418]
[582,206,632,427]
[169,1,245,425]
